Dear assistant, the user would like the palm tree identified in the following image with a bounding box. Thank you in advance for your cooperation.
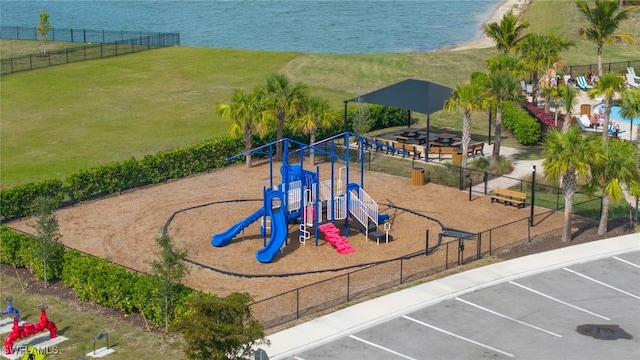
[543,127,603,242]
[483,10,529,54]
[486,71,522,168]
[559,84,578,132]
[576,0,636,77]
[263,73,308,161]
[618,88,640,142]
[218,88,268,168]
[486,54,527,77]
[587,73,626,146]
[517,33,574,105]
[585,139,640,235]
[444,82,488,168]
[291,96,340,165]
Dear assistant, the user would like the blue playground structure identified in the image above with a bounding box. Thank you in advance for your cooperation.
[211,132,394,263]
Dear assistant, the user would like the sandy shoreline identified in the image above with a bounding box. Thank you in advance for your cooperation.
[445,0,531,51]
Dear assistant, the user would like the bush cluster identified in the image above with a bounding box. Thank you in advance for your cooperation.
[0,226,64,281]
[343,105,414,133]
[0,137,242,221]
[503,101,542,145]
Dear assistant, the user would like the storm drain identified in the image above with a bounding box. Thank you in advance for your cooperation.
[576,324,633,340]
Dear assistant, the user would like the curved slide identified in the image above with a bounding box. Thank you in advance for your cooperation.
[255,206,288,263]
[211,207,264,247]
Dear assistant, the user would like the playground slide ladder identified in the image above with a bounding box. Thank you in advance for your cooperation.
[299,189,313,244]
[348,186,379,238]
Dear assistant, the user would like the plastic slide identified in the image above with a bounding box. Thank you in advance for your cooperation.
[255,206,288,263]
[211,207,264,247]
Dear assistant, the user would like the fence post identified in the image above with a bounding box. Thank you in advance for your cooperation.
[483,171,488,195]
[530,165,536,227]
[425,229,429,255]
[347,273,350,302]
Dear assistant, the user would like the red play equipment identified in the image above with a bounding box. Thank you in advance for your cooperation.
[318,223,355,254]
[3,305,57,355]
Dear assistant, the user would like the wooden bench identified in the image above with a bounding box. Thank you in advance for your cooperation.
[402,143,422,160]
[470,142,484,157]
[428,143,456,161]
[490,187,527,208]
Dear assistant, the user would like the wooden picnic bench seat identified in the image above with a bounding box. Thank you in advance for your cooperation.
[428,143,457,161]
[395,135,409,143]
[402,143,422,160]
[490,187,527,208]
[470,142,484,157]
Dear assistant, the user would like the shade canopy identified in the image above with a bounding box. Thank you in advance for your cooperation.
[345,79,453,115]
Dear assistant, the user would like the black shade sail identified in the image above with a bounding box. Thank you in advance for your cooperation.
[345,79,453,115]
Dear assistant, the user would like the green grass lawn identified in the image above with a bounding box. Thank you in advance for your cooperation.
[0,1,638,189]
[0,274,184,359]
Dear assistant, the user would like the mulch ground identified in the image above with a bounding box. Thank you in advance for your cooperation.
[3,159,635,331]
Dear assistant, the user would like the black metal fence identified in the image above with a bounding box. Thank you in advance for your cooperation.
[1,26,179,45]
[0,26,179,75]
[566,59,640,77]
[249,208,572,329]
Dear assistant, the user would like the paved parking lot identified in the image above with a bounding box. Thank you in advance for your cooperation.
[265,234,640,360]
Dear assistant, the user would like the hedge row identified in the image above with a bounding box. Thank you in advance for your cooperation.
[0,137,242,221]
[0,226,64,281]
[0,226,193,327]
[503,101,542,145]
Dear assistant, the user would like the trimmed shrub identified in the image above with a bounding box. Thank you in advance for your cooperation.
[0,179,64,221]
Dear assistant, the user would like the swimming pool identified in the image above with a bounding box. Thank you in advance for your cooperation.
[593,104,640,125]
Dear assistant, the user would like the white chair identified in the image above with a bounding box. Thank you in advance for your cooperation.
[627,67,640,81]
[576,76,594,90]
[626,73,640,89]
[577,114,602,132]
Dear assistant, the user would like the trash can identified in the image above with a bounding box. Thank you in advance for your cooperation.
[411,167,425,186]
[452,150,462,165]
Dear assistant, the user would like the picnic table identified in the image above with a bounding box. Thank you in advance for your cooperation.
[436,133,456,144]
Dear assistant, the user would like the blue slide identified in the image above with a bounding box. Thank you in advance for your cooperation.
[211,207,264,247]
[256,192,289,263]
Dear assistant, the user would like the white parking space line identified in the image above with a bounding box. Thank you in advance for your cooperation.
[509,281,610,320]
[455,297,562,338]
[292,357,305,360]
[614,256,640,269]
[563,268,640,300]
[402,315,514,357]
[348,335,418,360]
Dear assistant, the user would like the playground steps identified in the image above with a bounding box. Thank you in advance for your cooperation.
[349,213,377,233]
[368,230,393,244]
[317,223,355,255]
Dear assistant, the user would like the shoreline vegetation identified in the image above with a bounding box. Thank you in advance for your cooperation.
[446,0,531,51]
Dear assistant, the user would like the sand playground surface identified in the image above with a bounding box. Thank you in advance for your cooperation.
[8,158,566,302]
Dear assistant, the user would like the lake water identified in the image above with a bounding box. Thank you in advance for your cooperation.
[1,0,502,54]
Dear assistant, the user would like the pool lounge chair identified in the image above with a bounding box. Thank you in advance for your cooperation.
[628,67,640,81]
[576,76,594,90]
[608,124,627,137]
[577,114,603,133]
[520,80,533,95]
[626,73,640,89]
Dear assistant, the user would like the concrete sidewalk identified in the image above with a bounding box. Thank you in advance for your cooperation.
[469,143,544,193]
[263,234,640,359]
